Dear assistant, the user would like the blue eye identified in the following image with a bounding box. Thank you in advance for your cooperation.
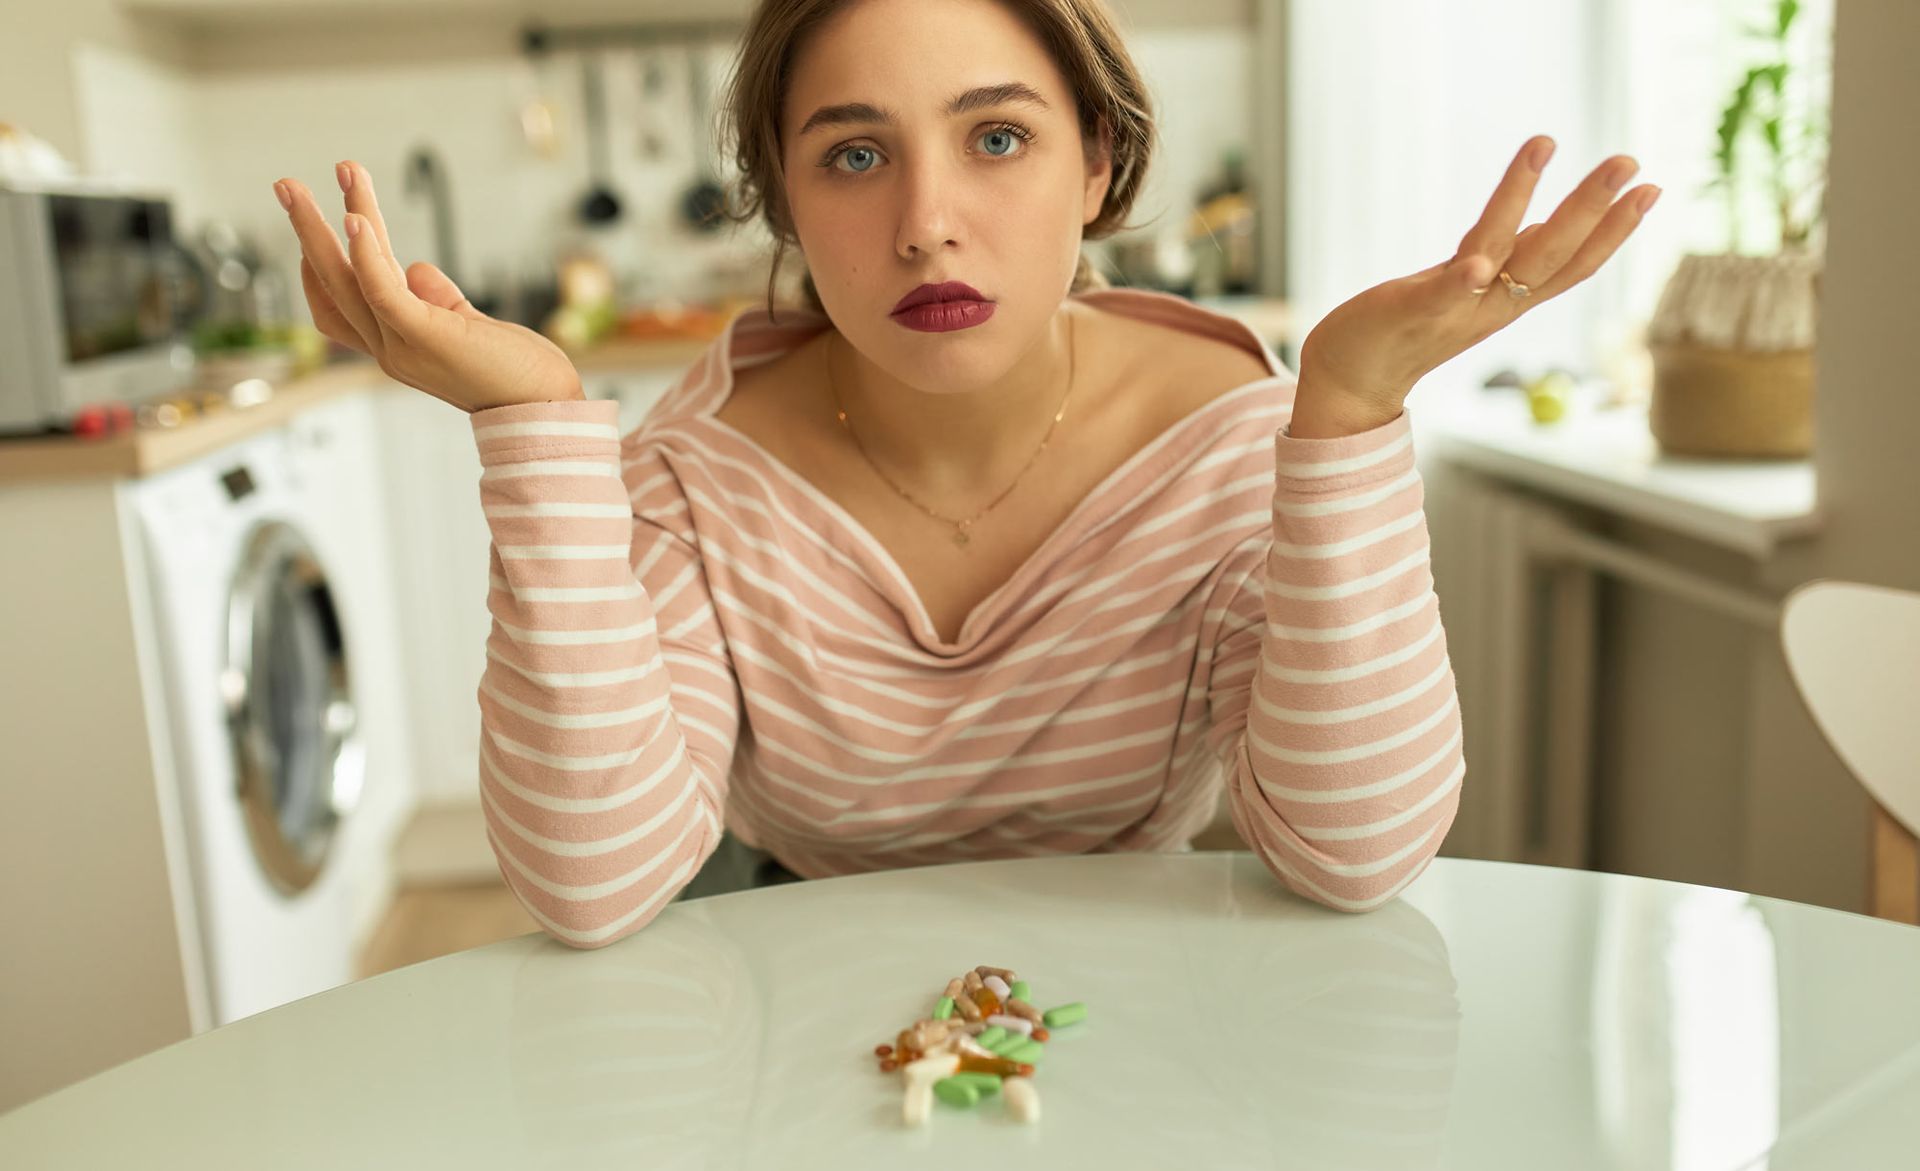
[979,128,1023,157]
[820,123,1032,174]
[836,146,880,173]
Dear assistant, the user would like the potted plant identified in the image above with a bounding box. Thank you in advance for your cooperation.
[1647,0,1828,458]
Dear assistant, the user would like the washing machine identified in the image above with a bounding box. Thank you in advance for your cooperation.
[121,388,414,1027]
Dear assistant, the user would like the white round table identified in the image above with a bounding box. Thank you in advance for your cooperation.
[5,854,1920,1168]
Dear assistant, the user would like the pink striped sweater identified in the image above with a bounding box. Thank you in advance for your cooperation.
[469,287,1464,947]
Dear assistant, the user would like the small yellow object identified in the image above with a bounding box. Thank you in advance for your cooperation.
[1524,371,1574,424]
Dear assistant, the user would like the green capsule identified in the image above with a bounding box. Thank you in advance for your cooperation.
[933,1077,981,1108]
[932,996,955,1021]
[975,1025,1008,1049]
[1009,980,1031,1002]
[1042,1002,1088,1028]
[1003,1039,1044,1064]
[950,1072,1003,1096]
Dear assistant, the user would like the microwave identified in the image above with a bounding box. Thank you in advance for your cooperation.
[0,178,196,435]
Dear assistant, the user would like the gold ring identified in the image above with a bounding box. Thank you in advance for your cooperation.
[1499,271,1532,299]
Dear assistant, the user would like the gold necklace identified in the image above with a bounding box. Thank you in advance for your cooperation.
[827,311,1075,548]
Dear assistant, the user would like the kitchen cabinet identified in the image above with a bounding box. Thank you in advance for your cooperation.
[1416,382,1867,914]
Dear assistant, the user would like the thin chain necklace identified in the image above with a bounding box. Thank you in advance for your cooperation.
[827,311,1075,548]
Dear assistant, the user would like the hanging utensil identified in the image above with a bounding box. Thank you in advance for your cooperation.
[512,56,559,159]
[577,52,623,226]
[678,44,726,233]
[637,48,669,163]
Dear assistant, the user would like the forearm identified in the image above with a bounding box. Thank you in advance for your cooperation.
[1230,407,1465,911]
[472,400,730,948]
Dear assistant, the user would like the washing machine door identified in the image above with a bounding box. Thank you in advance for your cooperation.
[220,519,364,896]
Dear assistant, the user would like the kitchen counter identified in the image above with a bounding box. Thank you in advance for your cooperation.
[0,336,716,486]
[1417,382,1821,557]
[0,361,389,485]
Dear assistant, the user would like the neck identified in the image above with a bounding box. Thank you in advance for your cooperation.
[825,301,1080,498]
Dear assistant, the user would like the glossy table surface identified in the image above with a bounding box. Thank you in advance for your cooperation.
[5,854,1919,1169]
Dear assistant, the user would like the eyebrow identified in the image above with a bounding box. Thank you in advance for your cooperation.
[795,82,1051,137]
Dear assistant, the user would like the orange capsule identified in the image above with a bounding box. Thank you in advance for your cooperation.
[1018,1063,1036,1078]
[972,987,1002,1016]
[1032,1028,1050,1043]
[880,1058,900,1073]
[956,1053,1026,1078]
[876,1044,894,1058]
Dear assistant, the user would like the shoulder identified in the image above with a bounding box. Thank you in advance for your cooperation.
[1079,288,1281,377]
[1073,290,1289,429]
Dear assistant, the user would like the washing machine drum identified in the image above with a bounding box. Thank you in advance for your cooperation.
[220,519,364,896]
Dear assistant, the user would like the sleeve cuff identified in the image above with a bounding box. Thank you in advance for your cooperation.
[469,398,623,466]
[1273,406,1416,494]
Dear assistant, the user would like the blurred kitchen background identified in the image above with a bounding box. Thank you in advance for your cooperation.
[6,0,1917,1115]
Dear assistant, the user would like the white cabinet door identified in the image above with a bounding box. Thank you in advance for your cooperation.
[371,369,683,806]
[368,386,495,805]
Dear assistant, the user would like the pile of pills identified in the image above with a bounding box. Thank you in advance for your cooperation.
[871,966,1088,1127]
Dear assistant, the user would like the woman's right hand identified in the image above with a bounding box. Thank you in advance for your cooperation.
[274,161,584,413]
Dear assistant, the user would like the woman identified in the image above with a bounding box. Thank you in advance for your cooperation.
[272,0,1657,947]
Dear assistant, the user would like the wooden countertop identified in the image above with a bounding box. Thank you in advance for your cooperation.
[0,362,392,486]
[0,335,718,486]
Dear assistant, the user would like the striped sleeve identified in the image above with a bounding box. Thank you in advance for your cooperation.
[1207,408,1465,912]
[469,399,738,949]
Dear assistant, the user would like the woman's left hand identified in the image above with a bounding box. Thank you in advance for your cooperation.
[1289,135,1661,438]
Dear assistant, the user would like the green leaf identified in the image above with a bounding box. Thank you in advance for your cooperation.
[1778,0,1801,38]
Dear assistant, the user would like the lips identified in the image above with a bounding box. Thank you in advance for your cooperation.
[891,280,990,315]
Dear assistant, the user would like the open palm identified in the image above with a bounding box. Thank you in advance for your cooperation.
[1298,136,1662,417]
[274,161,583,413]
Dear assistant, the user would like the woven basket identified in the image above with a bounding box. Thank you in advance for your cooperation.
[1649,342,1814,458]
[1647,252,1820,459]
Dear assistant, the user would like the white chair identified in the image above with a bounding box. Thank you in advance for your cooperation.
[1780,580,1920,923]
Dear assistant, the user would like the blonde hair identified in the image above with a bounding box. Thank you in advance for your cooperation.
[718,0,1156,315]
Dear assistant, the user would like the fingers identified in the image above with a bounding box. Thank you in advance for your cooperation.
[1454,136,1554,273]
[405,260,486,319]
[277,178,381,349]
[343,212,428,342]
[1527,184,1662,302]
[1506,155,1641,287]
[336,161,404,284]
[300,256,366,352]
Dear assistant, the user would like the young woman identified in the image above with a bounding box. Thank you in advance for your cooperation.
[272,0,1657,947]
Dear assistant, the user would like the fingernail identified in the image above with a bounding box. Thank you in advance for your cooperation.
[274,181,292,212]
[1531,139,1555,171]
[337,162,353,194]
[345,213,361,240]
[1605,160,1637,191]
[1638,186,1663,213]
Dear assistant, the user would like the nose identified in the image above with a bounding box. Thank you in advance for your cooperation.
[894,153,960,261]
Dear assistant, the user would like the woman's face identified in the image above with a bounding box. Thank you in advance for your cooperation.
[780,0,1113,394]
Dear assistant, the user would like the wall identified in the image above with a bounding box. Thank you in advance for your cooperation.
[1813,3,1920,592]
[0,0,190,166]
